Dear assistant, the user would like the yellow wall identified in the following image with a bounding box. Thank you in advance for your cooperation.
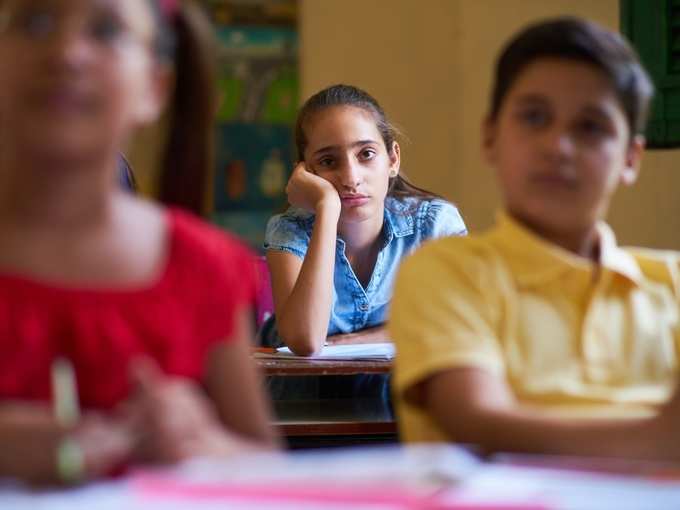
[300,0,464,204]
[301,0,680,249]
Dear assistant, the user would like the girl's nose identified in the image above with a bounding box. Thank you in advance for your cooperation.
[47,26,94,71]
[339,160,362,189]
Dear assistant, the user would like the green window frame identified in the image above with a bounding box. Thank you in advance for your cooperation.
[621,0,680,148]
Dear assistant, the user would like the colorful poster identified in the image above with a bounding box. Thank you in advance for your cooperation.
[214,123,293,211]
[211,26,298,249]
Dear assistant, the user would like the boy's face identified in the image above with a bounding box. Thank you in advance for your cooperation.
[483,58,644,239]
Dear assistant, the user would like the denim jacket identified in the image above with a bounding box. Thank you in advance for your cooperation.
[263,196,467,335]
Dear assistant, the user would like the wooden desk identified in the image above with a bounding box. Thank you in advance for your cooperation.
[256,356,392,376]
[256,355,396,447]
[273,398,396,437]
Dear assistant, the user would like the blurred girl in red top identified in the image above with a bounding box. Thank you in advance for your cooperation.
[0,0,277,484]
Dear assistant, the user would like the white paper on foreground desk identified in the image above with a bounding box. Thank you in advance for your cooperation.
[0,445,477,510]
[275,342,395,360]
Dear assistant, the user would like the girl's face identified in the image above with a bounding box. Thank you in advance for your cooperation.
[302,105,400,225]
[483,58,643,238]
[0,0,167,161]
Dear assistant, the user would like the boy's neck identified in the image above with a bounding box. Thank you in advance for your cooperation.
[515,213,602,263]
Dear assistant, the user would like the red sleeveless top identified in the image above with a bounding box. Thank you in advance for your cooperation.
[0,209,257,410]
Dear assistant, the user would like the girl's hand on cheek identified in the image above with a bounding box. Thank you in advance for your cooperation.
[286,162,340,215]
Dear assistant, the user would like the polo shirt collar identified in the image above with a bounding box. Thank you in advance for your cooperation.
[489,211,642,286]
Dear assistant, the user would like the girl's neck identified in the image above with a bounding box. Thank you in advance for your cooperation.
[337,208,385,259]
[0,150,117,232]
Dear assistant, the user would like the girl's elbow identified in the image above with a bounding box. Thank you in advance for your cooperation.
[277,321,325,356]
[285,335,322,357]
[279,329,323,356]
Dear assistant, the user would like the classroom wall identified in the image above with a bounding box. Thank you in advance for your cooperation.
[300,0,680,249]
[300,0,464,209]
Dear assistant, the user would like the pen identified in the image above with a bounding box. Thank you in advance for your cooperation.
[51,357,84,482]
[51,357,80,427]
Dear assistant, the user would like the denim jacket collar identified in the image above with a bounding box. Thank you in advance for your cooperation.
[384,197,417,239]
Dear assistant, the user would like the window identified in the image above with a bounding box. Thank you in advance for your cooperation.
[622,0,680,148]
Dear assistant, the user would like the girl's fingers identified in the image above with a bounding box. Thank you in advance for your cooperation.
[129,357,163,393]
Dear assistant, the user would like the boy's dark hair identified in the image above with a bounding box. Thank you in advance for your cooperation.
[148,0,217,215]
[490,17,654,137]
[295,84,440,203]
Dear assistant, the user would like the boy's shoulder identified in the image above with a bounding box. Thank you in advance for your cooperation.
[401,230,500,281]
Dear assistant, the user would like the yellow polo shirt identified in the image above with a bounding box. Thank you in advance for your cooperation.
[390,212,680,443]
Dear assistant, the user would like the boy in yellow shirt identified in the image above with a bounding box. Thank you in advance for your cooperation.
[389,17,680,460]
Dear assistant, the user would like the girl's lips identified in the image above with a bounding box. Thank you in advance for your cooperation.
[340,195,370,207]
[32,85,94,116]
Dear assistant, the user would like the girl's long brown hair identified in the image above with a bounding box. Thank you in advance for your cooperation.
[151,0,217,216]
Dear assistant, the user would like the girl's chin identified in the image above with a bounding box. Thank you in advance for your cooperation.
[338,208,379,225]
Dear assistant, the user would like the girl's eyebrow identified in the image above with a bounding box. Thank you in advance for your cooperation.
[312,140,379,157]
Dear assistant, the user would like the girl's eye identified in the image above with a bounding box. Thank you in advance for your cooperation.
[359,148,376,161]
[89,14,124,44]
[11,8,55,38]
[317,157,334,168]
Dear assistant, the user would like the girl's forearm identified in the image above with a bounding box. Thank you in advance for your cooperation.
[277,202,340,355]
[0,403,61,484]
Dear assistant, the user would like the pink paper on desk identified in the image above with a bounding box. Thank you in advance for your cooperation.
[133,474,431,508]
[132,474,550,510]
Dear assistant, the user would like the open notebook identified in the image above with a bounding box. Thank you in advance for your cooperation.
[255,342,395,361]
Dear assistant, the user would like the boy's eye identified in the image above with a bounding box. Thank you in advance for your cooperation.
[575,118,610,139]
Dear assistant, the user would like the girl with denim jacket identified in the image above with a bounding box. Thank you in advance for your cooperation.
[262,84,467,401]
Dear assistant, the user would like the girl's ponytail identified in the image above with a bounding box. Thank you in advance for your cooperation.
[157,1,217,216]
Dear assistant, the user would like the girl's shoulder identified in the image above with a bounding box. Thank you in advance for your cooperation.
[165,206,258,312]
[267,207,314,229]
[168,207,254,267]
[385,196,467,239]
[263,207,313,258]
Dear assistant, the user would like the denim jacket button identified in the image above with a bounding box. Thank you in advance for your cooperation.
[359,303,369,312]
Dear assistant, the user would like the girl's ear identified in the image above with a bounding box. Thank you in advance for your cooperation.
[136,62,174,125]
[620,134,644,187]
[481,115,498,167]
[389,141,401,177]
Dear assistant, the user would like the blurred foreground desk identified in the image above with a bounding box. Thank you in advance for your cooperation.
[254,354,397,448]
[4,445,680,509]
